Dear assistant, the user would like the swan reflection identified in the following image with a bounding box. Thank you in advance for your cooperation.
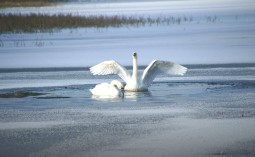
[124,90,152,100]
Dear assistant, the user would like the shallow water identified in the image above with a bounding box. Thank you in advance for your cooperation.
[0,64,255,157]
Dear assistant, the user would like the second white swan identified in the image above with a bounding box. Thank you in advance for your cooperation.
[90,80,124,97]
[90,52,187,91]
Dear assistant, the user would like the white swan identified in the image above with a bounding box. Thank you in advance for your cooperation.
[90,52,187,91]
[89,80,124,97]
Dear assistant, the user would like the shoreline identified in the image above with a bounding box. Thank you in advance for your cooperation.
[0,0,69,8]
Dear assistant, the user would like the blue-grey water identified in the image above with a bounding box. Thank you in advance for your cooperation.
[0,64,255,157]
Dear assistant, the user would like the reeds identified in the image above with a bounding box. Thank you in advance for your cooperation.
[0,0,69,8]
[0,13,194,34]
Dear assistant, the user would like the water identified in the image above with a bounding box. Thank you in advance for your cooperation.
[0,63,254,90]
[1,0,255,155]
[0,63,254,110]
[0,64,255,157]
[1,0,255,68]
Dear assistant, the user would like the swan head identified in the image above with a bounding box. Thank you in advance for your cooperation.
[111,80,124,90]
[133,52,137,59]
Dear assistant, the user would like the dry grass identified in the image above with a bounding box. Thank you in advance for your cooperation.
[0,13,193,34]
[0,0,69,8]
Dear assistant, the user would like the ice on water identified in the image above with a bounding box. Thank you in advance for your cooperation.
[0,64,255,157]
[1,0,255,156]
[0,0,255,67]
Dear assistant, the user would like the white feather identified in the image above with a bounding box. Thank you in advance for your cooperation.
[141,60,188,86]
[90,53,187,91]
[90,60,131,82]
[89,80,124,97]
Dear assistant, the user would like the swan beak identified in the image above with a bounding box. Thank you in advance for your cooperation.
[133,52,137,57]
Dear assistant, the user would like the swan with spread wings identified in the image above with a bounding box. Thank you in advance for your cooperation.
[90,52,187,92]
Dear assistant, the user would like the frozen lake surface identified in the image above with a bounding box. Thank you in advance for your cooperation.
[0,64,255,157]
[0,0,255,156]
[0,0,255,67]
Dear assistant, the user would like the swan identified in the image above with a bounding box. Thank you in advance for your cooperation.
[89,80,124,97]
[90,52,187,91]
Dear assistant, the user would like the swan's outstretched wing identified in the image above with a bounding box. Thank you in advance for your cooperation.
[141,60,187,86]
[90,60,131,82]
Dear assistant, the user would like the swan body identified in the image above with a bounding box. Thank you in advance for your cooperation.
[90,80,124,97]
[90,52,187,91]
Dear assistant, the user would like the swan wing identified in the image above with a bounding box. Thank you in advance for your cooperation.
[90,60,131,82]
[141,60,187,86]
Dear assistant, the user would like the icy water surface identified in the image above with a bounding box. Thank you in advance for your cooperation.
[1,0,255,67]
[0,64,255,157]
[1,0,255,156]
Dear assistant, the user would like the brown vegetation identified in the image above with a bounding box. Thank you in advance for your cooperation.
[0,13,193,34]
[0,0,69,8]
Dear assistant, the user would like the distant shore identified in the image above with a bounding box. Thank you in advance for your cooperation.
[0,0,70,8]
[0,13,194,34]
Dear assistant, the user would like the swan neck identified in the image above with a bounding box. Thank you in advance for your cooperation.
[132,56,138,78]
